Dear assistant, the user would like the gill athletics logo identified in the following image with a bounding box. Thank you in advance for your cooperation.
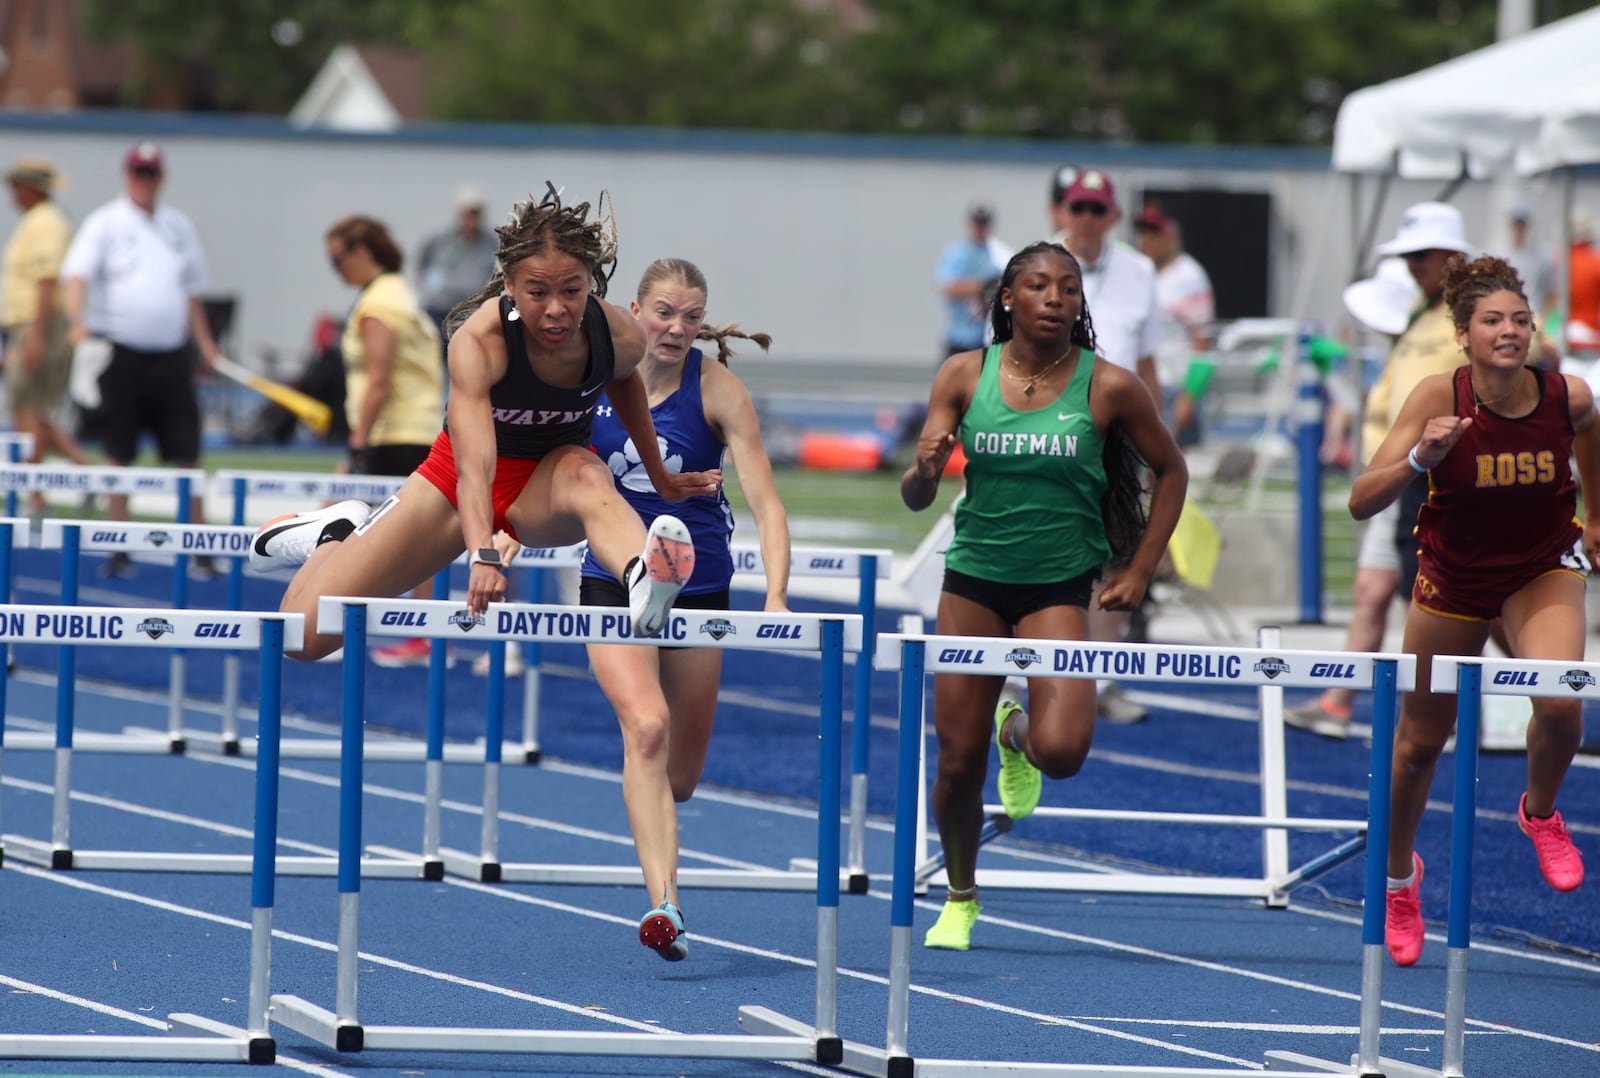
[1559,669,1597,693]
[146,530,172,547]
[1253,656,1291,679]
[137,616,175,640]
[448,609,483,632]
[700,618,736,641]
[1005,646,1042,670]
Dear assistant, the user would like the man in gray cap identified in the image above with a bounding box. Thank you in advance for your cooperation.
[2,156,91,516]
[415,184,498,355]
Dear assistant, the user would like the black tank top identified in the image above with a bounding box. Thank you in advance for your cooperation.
[451,293,616,460]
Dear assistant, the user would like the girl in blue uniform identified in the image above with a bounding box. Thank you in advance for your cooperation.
[578,258,791,960]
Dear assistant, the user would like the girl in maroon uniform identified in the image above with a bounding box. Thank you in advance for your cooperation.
[1350,254,1599,967]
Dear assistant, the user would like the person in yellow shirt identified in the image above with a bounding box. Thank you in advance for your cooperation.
[2,156,90,514]
[1287,203,1473,738]
[324,215,446,667]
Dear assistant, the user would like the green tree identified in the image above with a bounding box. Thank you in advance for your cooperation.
[409,0,850,130]
[81,0,420,112]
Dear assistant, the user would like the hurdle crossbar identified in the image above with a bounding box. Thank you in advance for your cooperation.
[841,631,1410,1078]
[497,541,890,892]
[268,596,855,1065]
[0,611,297,1064]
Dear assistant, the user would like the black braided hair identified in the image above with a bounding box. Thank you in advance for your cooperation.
[443,183,618,340]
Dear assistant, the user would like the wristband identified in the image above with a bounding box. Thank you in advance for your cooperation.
[1407,446,1438,473]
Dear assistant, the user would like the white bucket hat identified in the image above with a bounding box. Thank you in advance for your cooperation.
[1375,202,1474,257]
[1342,258,1421,337]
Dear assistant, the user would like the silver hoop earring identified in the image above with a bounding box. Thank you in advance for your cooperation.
[1003,305,1011,312]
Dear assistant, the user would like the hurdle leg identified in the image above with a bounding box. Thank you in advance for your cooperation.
[885,641,925,1077]
[1356,659,1399,1077]
[518,566,543,764]
[336,605,367,1050]
[166,652,189,753]
[479,642,506,882]
[845,556,878,894]
[421,628,448,881]
[1441,664,1481,1078]
[220,654,242,755]
[1257,626,1291,906]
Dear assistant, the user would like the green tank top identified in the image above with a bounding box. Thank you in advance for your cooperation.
[944,343,1110,584]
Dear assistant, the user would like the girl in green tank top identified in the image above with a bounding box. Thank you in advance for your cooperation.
[944,341,1111,584]
[900,241,1189,952]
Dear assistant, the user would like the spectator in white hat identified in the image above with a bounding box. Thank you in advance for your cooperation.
[1287,203,1473,739]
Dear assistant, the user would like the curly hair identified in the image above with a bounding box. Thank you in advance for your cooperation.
[1442,253,1528,331]
[636,257,772,366]
[986,241,1146,565]
[443,183,619,340]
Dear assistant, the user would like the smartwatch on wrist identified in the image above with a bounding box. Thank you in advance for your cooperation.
[469,548,503,570]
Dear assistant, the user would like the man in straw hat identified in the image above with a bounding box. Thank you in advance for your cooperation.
[3,156,91,516]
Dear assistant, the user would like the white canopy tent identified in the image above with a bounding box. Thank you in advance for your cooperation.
[1333,6,1600,179]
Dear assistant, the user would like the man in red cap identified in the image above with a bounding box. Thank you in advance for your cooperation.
[62,142,224,578]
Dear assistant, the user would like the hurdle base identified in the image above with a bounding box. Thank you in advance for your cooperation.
[422,859,445,881]
[167,1013,275,1065]
[433,846,824,891]
[522,747,542,764]
[480,861,502,884]
[887,1055,914,1078]
[167,737,187,755]
[1265,1050,1439,1078]
[738,1006,866,1071]
[50,848,72,870]
[847,873,870,895]
[222,739,242,757]
[0,836,423,878]
[273,993,819,1059]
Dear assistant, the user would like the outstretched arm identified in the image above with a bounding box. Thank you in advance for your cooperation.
[706,364,791,610]
[1566,376,1600,568]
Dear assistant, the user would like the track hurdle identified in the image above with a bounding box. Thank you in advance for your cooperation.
[906,628,1369,904]
[505,541,890,889]
[268,595,855,1065]
[1279,653,1595,1078]
[807,630,1409,1078]
[0,599,421,879]
[0,609,297,1064]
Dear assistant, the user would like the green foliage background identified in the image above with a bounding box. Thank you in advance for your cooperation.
[83,0,1592,146]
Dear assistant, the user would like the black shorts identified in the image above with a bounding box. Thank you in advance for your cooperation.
[579,576,730,651]
[942,566,1097,626]
[355,443,433,477]
[98,343,200,464]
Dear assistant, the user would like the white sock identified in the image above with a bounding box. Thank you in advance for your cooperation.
[1387,870,1415,892]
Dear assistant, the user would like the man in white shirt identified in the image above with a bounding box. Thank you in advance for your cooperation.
[1056,168,1165,722]
[62,142,223,577]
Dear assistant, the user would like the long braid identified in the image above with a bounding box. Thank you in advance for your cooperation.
[988,241,1145,565]
[697,323,772,366]
[443,184,619,340]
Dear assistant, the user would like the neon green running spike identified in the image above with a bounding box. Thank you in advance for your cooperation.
[994,699,1041,820]
[923,899,981,950]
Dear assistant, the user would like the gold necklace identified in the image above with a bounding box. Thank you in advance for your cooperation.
[1471,369,1524,415]
[1003,345,1073,397]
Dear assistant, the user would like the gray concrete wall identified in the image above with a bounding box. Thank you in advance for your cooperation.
[1,113,1590,404]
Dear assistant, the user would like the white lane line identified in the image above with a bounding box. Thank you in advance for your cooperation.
[1061,1016,1507,1037]
[0,972,345,1077]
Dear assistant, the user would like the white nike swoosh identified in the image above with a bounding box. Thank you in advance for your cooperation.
[1058,412,1083,421]
[580,383,604,397]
